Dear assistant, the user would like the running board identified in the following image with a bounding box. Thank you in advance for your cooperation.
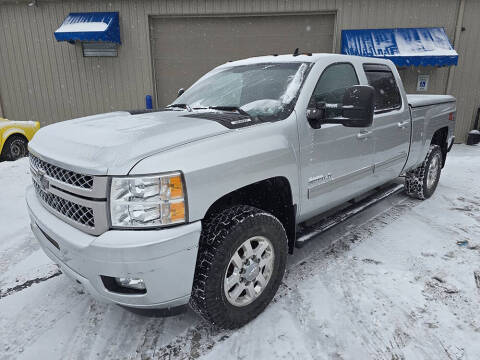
[295,183,405,248]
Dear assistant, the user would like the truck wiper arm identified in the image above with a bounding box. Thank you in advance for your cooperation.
[165,103,193,112]
[208,106,250,117]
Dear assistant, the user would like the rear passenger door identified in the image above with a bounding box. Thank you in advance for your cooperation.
[363,64,410,183]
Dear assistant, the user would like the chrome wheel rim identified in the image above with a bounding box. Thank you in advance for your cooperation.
[224,236,275,307]
[10,140,25,159]
[426,154,440,189]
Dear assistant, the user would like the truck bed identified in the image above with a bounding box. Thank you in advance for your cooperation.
[407,94,456,108]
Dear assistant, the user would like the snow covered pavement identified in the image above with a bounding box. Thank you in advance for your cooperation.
[1,145,480,360]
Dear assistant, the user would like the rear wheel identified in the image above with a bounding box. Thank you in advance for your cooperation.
[1,135,28,161]
[190,205,287,329]
[405,145,442,200]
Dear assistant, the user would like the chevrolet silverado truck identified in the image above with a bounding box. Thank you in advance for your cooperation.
[26,54,456,329]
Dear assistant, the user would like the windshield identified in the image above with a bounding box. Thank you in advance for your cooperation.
[173,62,312,121]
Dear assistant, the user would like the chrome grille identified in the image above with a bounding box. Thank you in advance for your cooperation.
[33,181,95,228]
[30,154,94,189]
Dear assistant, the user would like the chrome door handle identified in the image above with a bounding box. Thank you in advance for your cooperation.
[397,120,409,128]
[356,130,372,140]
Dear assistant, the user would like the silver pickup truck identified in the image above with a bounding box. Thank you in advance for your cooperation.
[26,53,456,329]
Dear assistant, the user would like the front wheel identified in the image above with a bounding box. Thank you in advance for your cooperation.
[405,144,443,200]
[190,205,287,329]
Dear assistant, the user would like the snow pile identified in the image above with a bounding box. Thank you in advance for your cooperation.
[0,145,479,359]
[0,158,57,291]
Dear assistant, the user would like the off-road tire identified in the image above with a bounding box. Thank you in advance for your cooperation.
[405,145,442,200]
[190,205,287,329]
[1,135,28,161]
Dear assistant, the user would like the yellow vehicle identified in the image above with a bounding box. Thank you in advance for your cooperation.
[0,118,40,161]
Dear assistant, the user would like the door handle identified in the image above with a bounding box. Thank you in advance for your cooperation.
[397,120,409,129]
[356,130,372,140]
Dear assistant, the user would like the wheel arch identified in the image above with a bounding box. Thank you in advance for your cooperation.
[2,128,28,142]
[430,126,448,167]
[202,176,297,254]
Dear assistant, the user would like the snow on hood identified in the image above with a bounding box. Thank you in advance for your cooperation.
[28,111,230,175]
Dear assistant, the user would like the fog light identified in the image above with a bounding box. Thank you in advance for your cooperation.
[115,277,146,291]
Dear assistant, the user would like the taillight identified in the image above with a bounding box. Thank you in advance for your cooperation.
[449,112,455,121]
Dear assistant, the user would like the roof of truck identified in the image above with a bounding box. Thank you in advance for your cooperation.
[217,53,395,68]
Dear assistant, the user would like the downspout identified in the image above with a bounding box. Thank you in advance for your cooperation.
[445,0,466,94]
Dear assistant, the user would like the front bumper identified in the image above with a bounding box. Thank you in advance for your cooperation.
[26,185,201,308]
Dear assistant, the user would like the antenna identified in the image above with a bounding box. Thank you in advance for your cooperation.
[293,48,299,56]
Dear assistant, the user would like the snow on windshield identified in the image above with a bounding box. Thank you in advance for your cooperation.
[279,63,309,105]
[174,62,311,120]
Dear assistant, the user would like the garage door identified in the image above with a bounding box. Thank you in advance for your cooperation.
[150,14,335,107]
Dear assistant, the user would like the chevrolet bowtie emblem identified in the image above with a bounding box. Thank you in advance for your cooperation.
[33,167,49,192]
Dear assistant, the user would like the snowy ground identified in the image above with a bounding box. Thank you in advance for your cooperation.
[1,145,480,360]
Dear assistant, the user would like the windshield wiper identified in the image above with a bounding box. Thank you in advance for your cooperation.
[165,103,192,112]
[208,106,250,117]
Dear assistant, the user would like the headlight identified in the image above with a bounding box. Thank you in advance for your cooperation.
[109,172,186,228]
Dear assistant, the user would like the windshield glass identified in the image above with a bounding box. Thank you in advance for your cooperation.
[173,62,312,120]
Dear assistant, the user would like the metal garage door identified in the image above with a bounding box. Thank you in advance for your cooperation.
[150,14,335,107]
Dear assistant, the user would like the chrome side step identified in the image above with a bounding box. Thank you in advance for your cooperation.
[295,183,405,248]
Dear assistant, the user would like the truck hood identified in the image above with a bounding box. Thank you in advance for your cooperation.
[28,111,230,175]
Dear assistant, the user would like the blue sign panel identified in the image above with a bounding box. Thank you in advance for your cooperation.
[341,28,458,66]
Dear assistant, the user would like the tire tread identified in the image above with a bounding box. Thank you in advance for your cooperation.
[190,205,286,329]
[405,144,442,200]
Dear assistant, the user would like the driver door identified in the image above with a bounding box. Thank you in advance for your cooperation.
[298,62,375,220]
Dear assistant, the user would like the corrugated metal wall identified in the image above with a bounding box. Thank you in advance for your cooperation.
[449,0,480,141]
[0,0,153,124]
[0,0,477,141]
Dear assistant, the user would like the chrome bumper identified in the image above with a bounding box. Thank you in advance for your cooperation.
[26,185,201,308]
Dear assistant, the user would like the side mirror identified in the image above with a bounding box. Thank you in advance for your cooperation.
[177,88,185,98]
[306,85,375,128]
[340,85,375,127]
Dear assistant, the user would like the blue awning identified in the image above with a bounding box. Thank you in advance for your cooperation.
[341,27,458,67]
[54,12,121,44]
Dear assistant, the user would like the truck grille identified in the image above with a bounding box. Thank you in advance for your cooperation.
[30,154,94,189]
[33,181,95,228]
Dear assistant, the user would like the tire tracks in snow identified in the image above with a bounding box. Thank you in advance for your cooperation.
[0,192,418,359]
[0,268,61,299]
[142,195,419,359]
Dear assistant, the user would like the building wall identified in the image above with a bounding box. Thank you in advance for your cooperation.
[0,0,477,141]
[449,0,480,141]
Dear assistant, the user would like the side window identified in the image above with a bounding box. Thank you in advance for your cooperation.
[363,64,402,112]
[308,63,359,117]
